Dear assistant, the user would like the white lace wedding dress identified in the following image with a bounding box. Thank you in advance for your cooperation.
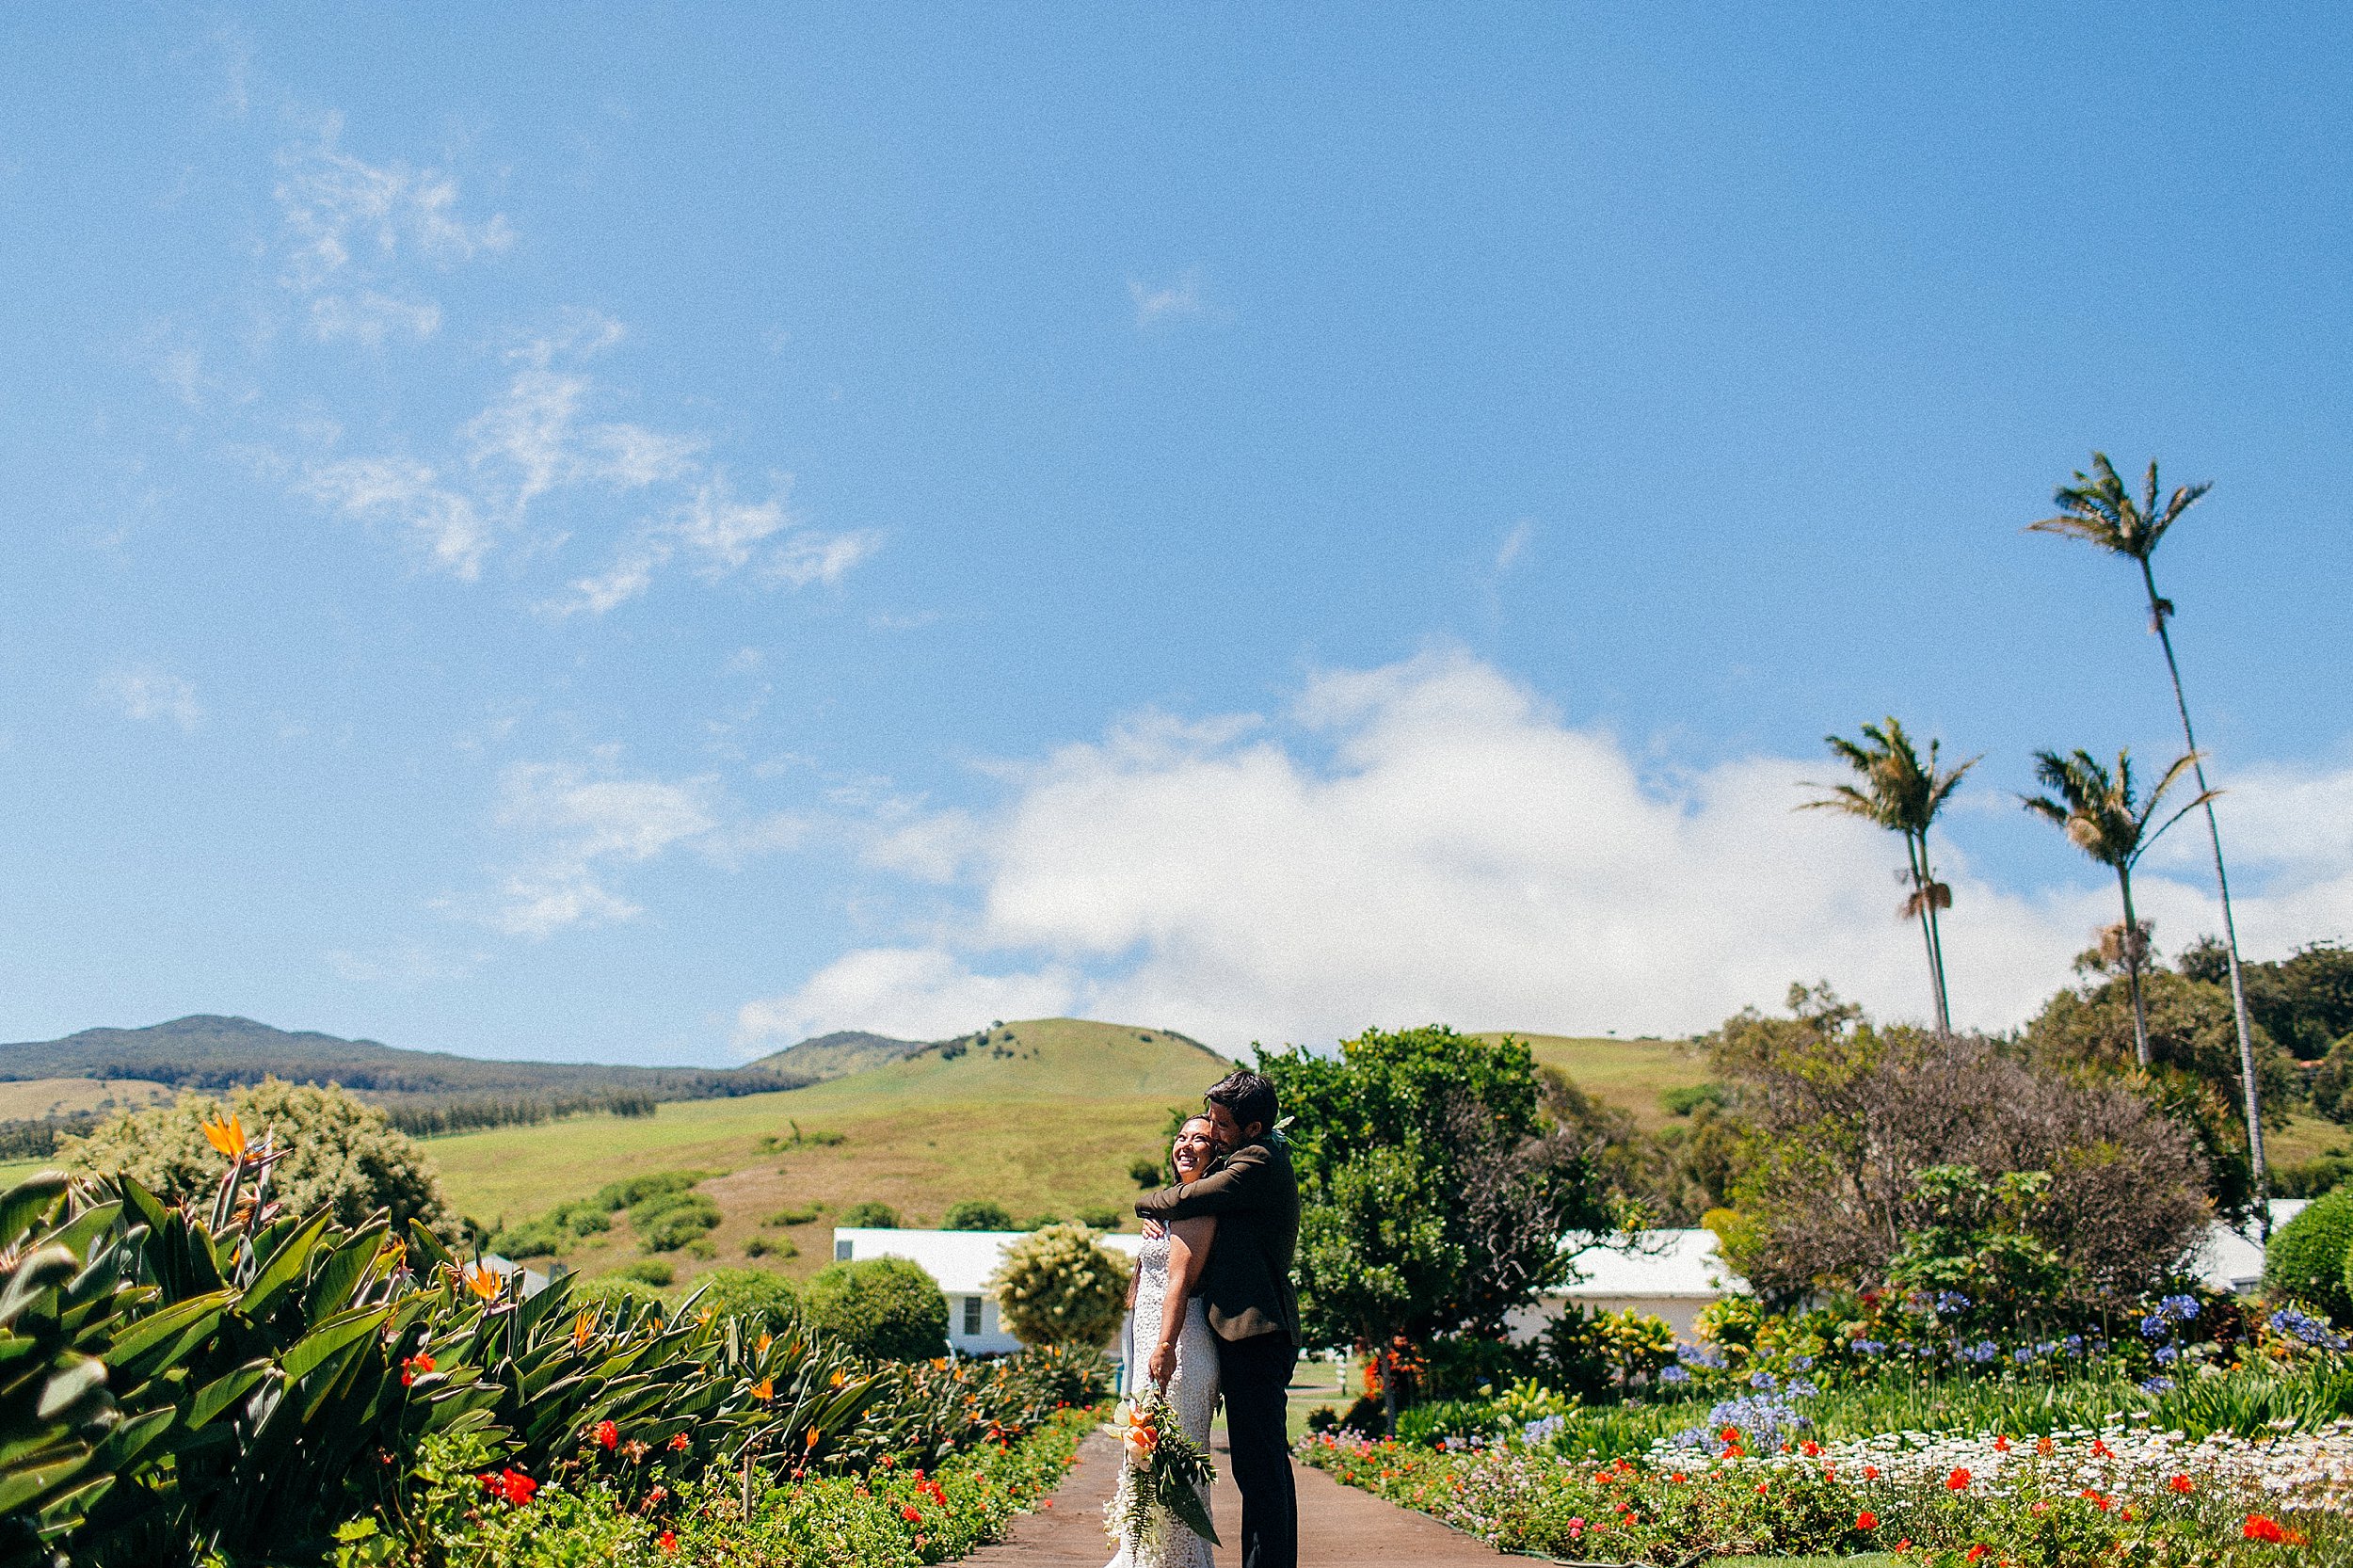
[1105,1230,1220,1568]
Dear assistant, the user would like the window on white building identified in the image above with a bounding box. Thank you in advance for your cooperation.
[963,1295,983,1336]
[835,1240,853,1262]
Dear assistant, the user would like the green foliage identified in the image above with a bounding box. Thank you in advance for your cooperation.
[1883,1165,2070,1334]
[764,1203,822,1227]
[1128,1156,1165,1190]
[2266,1186,2353,1320]
[687,1267,798,1330]
[1661,1081,1730,1116]
[591,1170,714,1212]
[59,1078,456,1232]
[986,1224,1128,1348]
[568,1275,668,1314]
[616,1259,675,1286]
[840,1201,900,1228]
[2186,936,2353,1064]
[629,1190,720,1252]
[942,1199,1014,1231]
[1261,1025,1612,1350]
[1529,1305,1679,1399]
[801,1257,950,1361]
[1074,1201,1121,1230]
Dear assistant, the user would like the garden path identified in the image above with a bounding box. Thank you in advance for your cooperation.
[959,1427,1515,1567]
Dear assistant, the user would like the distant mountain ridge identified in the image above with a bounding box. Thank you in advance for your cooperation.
[0,1015,808,1108]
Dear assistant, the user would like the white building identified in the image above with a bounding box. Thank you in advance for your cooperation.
[1507,1229,1751,1342]
[831,1226,1144,1357]
[2187,1198,2308,1296]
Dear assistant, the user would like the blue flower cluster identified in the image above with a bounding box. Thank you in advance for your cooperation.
[2269,1305,2349,1352]
[1657,1364,1690,1384]
[1521,1414,1567,1447]
[1670,1393,1811,1451]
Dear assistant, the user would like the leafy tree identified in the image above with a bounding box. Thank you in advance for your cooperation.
[839,1201,900,1227]
[2023,965,2289,1216]
[942,1199,1014,1231]
[1882,1165,2072,1336]
[987,1223,1128,1347]
[2021,747,2216,1067]
[2185,936,2353,1064]
[1710,987,2208,1308]
[1258,1025,1614,1426]
[801,1256,949,1360]
[2031,454,2269,1205]
[58,1078,453,1232]
[1799,716,1978,1031]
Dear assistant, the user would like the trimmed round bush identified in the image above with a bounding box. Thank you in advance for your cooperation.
[943,1199,1014,1230]
[840,1201,900,1228]
[802,1256,949,1361]
[691,1266,800,1330]
[2266,1186,2353,1320]
[987,1223,1128,1348]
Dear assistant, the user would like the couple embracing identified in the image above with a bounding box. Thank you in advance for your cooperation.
[1110,1070,1300,1568]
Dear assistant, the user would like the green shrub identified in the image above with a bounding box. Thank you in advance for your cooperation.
[944,1199,1015,1230]
[840,1200,900,1227]
[568,1274,670,1314]
[1022,1212,1063,1229]
[616,1258,676,1286]
[630,1190,721,1252]
[690,1267,799,1330]
[802,1256,950,1361]
[1075,1201,1122,1230]
[987,1223,1128,1348]
[592,1170,715,1211]
[766,1203,822,1227]
[2267,1186,2353,1320]
[57,1078,455,1231]
[489,1216,568,1258]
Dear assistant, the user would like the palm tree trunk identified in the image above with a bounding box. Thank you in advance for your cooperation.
[1920,831,1954,1032]
[2140,558,2267,1228]
[2118,869,2152,1069]
[1907,832,1950,1032]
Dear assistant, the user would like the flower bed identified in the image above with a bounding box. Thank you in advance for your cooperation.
[1300,1426,2353,1566]
[362,1402,1105,1567]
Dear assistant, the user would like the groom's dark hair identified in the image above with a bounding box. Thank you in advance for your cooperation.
[1205,1070,1278,1136]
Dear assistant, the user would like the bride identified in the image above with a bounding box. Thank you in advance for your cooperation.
[1106,1114,1222,1568]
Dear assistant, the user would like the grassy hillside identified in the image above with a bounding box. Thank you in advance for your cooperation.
[428,1017,1240,1290]
[1493,1032,1716,1130]
[0,1077,175,1120]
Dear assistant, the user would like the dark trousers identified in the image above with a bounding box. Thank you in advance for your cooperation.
[1217,1330,1299,1568]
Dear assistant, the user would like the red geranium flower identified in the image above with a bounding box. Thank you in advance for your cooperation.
[1854,1510,1878,1531]
[596,1419,619,1450]
[2169,1474,2194,1495]
[1945,1467,1971,1492]
[2243,1514,2286,1544]
[668,1432,691,1451]
[902,1504,922,1522]
[657,1532,678,1555]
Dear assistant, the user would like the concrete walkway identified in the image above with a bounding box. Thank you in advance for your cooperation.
[959,1428,1517,1567]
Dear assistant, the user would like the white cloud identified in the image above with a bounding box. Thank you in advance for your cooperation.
[302,456,491,578]
[736,948,1079,1048]
[484,760,802,937]
[99,666,203,731]
[272,116,508,352]
[554,476,881,615]
[1494,519,1534,575]
[737,650,2353,1052]
[1129,268,1209,327]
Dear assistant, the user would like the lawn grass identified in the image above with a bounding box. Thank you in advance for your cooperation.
[0,1077,174,1119]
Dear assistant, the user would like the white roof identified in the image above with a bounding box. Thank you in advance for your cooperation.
[1555,1229,1750,1300]
[831,1227,1143,1296]
[2186,1199,2307,1294]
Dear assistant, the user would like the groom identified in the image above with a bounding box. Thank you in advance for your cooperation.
[1136,1070,1301,1568]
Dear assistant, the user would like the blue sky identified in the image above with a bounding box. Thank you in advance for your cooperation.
[2,6,2347,1063]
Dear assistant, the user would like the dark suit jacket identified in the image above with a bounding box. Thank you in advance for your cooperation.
[1135,1137,1301,1346]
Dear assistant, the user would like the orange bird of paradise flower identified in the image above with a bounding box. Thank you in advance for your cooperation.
[200,1112,248,1160]
[461,1263,503,1302]
[749,1377,775,1403]
[572,1311,597,1350]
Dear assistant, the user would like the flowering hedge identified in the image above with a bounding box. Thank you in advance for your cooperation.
[1300,1424,2353,1566]
[350,1403,1104,1567]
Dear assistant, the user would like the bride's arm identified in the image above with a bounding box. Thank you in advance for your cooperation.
[1147,1215,1217,1387]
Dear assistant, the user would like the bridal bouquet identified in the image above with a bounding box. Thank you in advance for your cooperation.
[1111,1391,1220,1546]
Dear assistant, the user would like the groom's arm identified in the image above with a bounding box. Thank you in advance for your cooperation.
[1136,1142,1273,1222]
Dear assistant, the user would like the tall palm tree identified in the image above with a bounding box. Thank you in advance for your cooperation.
[2020,748,2218,1069]
[2029,455,2268,1206]
[1800,717,1978,1032]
